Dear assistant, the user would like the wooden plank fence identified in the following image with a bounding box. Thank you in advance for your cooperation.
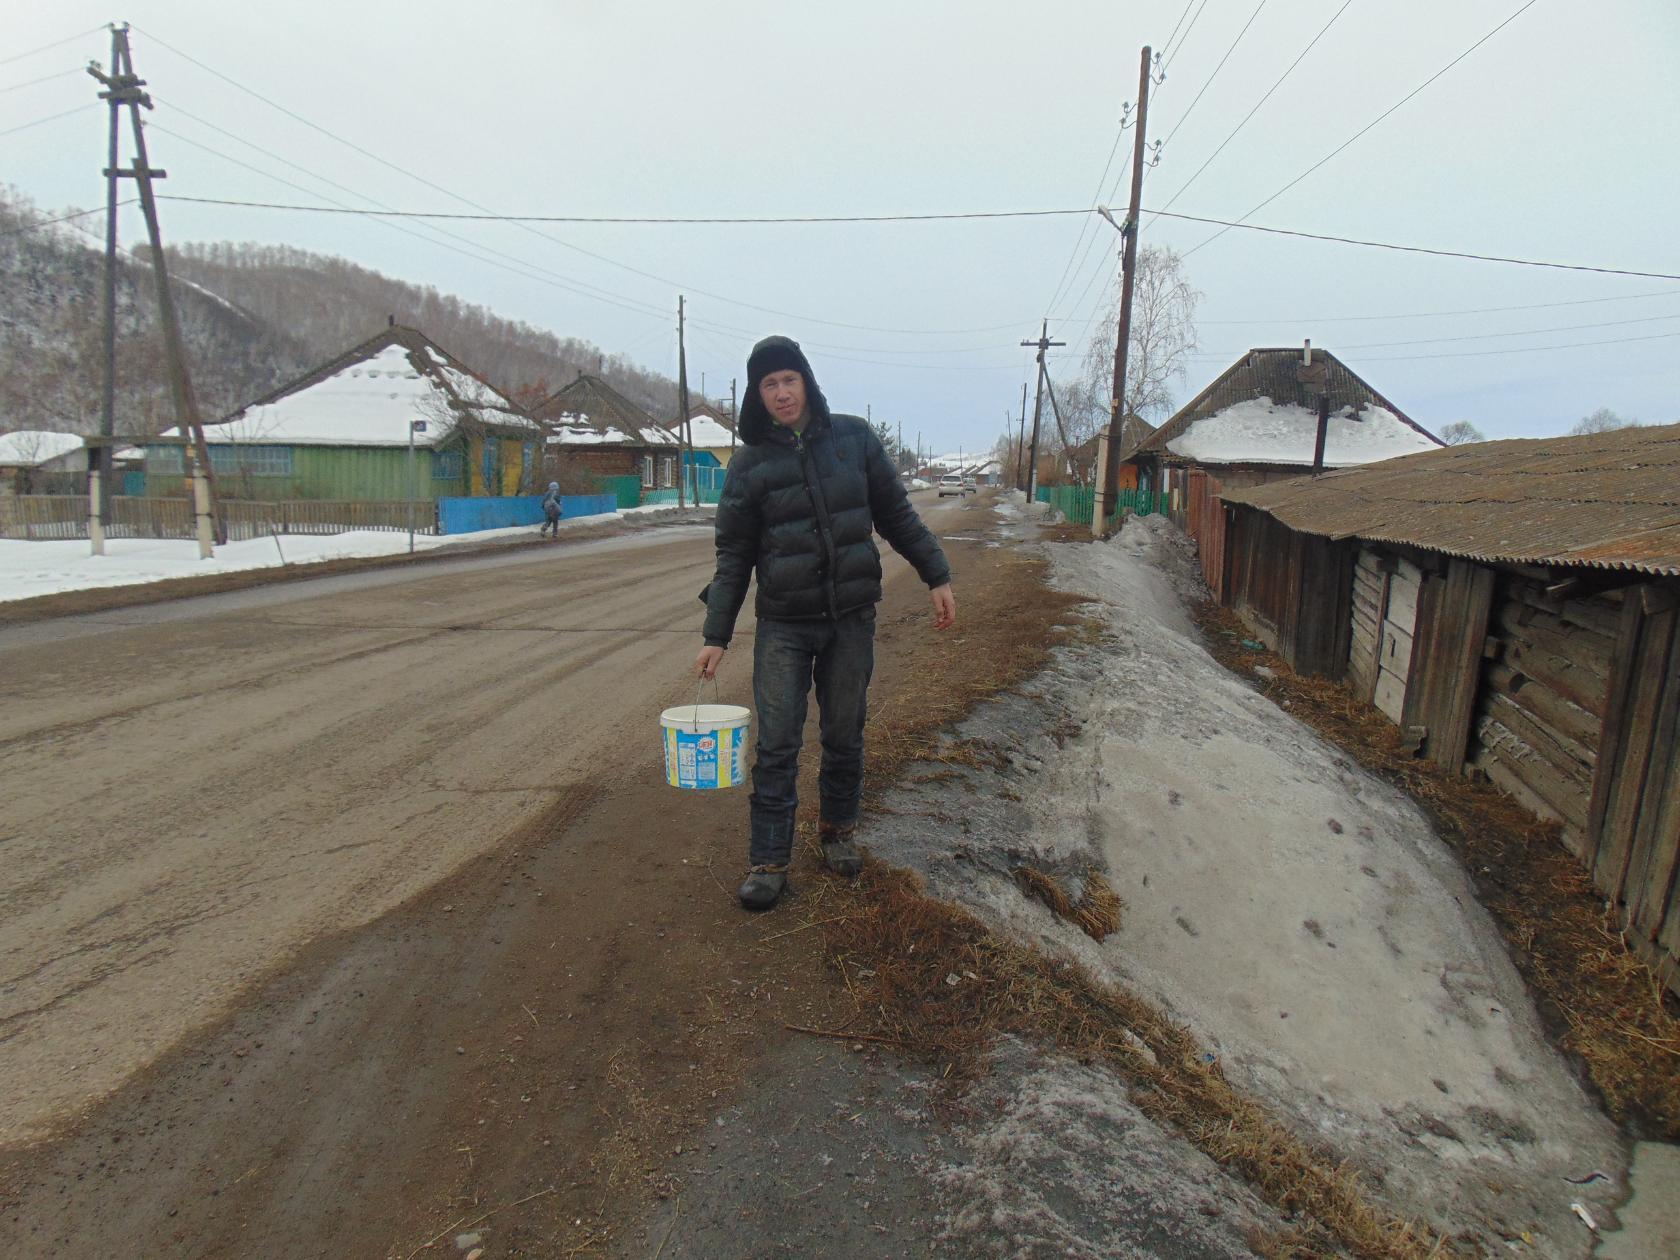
[1,495,435,542]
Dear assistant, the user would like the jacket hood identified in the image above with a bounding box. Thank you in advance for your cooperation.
[738,335,831,445]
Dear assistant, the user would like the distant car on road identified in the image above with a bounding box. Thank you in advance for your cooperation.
[937,474,966,497]
[962,474,977,493]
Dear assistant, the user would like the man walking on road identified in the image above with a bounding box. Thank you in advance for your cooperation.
[696,336,955,911]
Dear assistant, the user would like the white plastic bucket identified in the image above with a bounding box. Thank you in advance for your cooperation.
[660,702,751,790]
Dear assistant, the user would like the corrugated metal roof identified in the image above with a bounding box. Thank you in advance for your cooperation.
[1135,348,1438,463]
[1220,424,1680,575]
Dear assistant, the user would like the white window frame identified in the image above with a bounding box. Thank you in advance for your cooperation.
[642,454,655,488]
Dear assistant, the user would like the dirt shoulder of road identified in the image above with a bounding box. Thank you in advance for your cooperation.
[0,508,708,626]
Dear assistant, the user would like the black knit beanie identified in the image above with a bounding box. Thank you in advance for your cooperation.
[738,334,830,444]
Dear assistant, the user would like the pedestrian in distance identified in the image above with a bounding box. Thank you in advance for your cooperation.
[695,335,955,911]
[540,481,563,538]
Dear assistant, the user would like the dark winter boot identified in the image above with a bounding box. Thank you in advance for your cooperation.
[819,821,863,878]
[738,864,788,911]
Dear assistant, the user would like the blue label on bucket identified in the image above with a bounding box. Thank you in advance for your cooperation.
[666,725,744,789]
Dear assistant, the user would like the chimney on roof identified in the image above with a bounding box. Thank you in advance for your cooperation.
[1302,339,1311,366]
[388,314,395,328]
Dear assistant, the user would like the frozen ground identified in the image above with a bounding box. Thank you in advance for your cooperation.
[0,502,712,603]
[866,508,1627,1257]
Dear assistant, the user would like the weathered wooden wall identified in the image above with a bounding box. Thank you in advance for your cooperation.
[1468,578,1616,853]
[1224,505,1354,678]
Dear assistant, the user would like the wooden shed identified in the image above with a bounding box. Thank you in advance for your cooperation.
[1220,424,1680,990]
[1128,347,1440,590]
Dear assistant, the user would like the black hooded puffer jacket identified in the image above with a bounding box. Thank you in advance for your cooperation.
[701,357,949,647]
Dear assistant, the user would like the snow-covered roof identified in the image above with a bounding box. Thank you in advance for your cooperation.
[0,430,84,465]
[678,414,737,448]
[1166,398,1440,468]
[168,329,536,449]
[545,411,677,447]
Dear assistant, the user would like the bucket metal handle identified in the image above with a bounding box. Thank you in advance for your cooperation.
[693,678,720,731]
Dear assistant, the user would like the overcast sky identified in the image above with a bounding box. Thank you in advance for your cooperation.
[6,1,1677,452]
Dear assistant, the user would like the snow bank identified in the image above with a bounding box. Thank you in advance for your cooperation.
[1168,397,1437,467]
[0,503,713,603]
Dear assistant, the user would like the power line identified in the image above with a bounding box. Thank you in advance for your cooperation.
[1335,311,1680,349]
[0,26,104,69]
[0,66,84,95]
[1042,118,1129,314]
[1154,0,1270,157]
[0,103,94,139]
[1145,207,1680,281]
[1161,0,1215,66]
[1157,0,1203,65]
[1149,0,1357,224]
[133,25,1045,339]
[1181,0,1542,260]
[1195,288,1680,325]
[1347,329,1680,362]
[0,200,139,239]
[150,192,1086,226]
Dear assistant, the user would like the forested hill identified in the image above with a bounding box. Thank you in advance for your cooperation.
[0,186,679,438]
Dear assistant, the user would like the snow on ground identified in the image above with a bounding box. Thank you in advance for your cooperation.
[1168,397,1439,467]
[0,503,712,603]
[867,512,1623,1255]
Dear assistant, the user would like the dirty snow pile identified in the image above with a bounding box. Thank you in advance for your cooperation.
[869,512,1623,1255]
[1168,397,1438,467]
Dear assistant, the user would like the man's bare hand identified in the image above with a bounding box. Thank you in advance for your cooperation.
[930,584,956,631]
[695,645,725,680]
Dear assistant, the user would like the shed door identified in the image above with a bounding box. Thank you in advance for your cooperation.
[1373,559,1423,723]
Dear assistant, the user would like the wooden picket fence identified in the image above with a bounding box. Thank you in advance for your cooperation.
[0,495,435,542]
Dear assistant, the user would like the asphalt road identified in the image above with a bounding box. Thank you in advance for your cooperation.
[0,498,963,1148]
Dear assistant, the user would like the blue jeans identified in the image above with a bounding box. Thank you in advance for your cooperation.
[749,608,877,866]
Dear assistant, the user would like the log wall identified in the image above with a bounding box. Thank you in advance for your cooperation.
[1469,577,1617,856]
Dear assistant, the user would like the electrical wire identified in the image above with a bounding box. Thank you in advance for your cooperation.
[1181,0,1542,260]
[133,24,1040,339]
[1153,0,1270,158]
[149,193,1086,226]
[0,200,139,239]
[1160,0,1215,67]
[1148,0,1357,225]
[1157,0,1203,66]
[1145,208,1680,281]
[0,66,85,96]
[0,27,106,69]
[0,103,95,139]
[1195,288,1680,325]
[1333,311,1680,349]
[1347,329,1680,362]
[1041,121,1129,315]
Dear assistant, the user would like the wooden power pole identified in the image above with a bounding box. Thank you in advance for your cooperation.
[94,23,125,526]
[1020,320,1064,505]
[1094,44,1154,537]
[1014,380,1028,492]
[89,29,223,547]
[676,295,692,508]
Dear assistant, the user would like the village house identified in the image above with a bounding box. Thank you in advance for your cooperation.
[1125,346,1441,587]
[0,429,89,496]
[146,324,540,501]
[532,372,679,506]
[1216,423,1680,993]
[669,400,738,468]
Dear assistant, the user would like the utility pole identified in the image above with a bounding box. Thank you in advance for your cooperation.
[1095,44,1155,536]
[729,377,737,454]
[95,23,124,526]
[676,295,692,508]
[1020,320,1064,505]
[89,29,223,549]
[1015,381,1028,491]
[897,420,903,473]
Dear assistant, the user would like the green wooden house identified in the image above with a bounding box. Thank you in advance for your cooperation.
[146,325,541,501]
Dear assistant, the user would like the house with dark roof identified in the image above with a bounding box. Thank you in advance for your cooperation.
[1126,345,1441,587]
[1216,423,1680,995]
[667,400,738,468]
[533,372,678,497]
[146,324,541,500]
